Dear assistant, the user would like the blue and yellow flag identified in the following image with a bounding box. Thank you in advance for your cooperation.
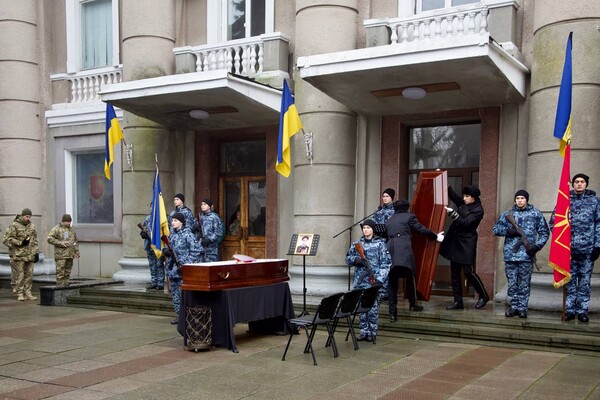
[276,80,303,178]
[149,165,170,258]
[552,32,572,156]
[104,103,125,179]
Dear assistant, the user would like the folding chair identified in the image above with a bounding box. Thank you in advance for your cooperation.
[328,288,364,351]
[281,292,344,366]
[345,284,382,344]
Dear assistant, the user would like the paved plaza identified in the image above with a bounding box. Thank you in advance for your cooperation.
[0,288,599,400]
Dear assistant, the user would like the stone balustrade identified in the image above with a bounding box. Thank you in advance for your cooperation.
[51,66,123,103]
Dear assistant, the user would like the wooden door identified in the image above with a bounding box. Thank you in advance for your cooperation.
[220,176,266,260]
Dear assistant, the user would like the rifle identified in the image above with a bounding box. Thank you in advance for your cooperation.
[505,212,540,271]
[137,223,149,239]
[354,242,376,285]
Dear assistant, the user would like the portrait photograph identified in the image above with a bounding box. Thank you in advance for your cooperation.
[294,234,313,255]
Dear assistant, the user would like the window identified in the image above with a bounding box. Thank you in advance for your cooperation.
[73,152,115,224]
[208,0,273,44]
[66,0,120,73]
[54,133,122,241]
[417,0,479,12]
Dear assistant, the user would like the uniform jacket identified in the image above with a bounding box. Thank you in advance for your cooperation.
[3,215,39,262]
[439,186,484,264]
[493,204,549,262]
[47,223,79,260]
[345,236,391,289]
[142,214,153,252]
[385,211,436,271]
[168,206,195,230]
[373,203,395,224]
[199,211,225,252]
[550,189,600,255]
[166,226,203,279]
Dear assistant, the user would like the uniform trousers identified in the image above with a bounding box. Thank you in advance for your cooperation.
[169,278,182,315]
[55,258,74,287]
[145,247,165,288]
[359,297,380,339]
[504,261,533,312]
[450,261,488,302]
[14,260,34,296]
[566,254,594,315]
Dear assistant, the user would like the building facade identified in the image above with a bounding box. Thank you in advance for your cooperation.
[0,0,598,310]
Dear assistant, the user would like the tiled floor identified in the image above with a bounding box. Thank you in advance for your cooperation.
[0,288,599,400]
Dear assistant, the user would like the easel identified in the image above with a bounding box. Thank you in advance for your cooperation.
[333,210,378,290]
[288,234,320,316]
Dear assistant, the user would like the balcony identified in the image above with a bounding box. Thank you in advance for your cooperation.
[99,33,290,130]
[297,0,528,116]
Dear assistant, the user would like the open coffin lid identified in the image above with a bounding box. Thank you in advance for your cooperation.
[410,170,448,301]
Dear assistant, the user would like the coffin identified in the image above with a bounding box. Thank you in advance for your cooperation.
[181,259,289,291]
[410,170,448,301]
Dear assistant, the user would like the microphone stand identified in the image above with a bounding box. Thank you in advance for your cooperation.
[333,208,379,290]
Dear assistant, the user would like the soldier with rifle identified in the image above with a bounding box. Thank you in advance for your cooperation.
[139,207,165,291]
[493,190,549,318]
[162,212,203,325]
[345,219,390,342]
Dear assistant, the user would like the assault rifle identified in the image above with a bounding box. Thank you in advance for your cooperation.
[505,212,540,271]
[354,242,376,285]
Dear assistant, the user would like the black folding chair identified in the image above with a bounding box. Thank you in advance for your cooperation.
[281,292,344,366]
[345,284,382,344]
[328,288,364,351]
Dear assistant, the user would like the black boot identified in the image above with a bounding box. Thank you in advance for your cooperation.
[389,305,397,322]
[446,301,464,310]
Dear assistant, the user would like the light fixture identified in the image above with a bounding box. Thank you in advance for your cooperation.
[189,109,209,119]
[401,87,427,100]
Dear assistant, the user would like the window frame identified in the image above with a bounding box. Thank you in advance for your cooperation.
[55,133,123,242]
[66,0,120,73]
[207,0,274,44]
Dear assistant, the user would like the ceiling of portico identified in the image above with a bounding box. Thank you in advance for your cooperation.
[297,35,529,116]
[100,70,281,131]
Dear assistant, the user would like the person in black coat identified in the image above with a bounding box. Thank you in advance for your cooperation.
[385,200,444,321]
[439,185,490,310]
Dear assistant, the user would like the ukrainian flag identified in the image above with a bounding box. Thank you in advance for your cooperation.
[104,103,125,179]
[552,32,572,156]
[150,165,170,258]
[276,80,303,178]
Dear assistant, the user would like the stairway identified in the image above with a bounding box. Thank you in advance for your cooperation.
[66,286,175,317]
[63,286,600,352]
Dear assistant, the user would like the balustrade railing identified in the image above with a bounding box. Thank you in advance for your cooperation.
[388,5,489,44]
[190,37,265,76]
[51,66,123,103]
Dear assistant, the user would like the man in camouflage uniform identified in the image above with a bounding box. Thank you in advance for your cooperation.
[3,208,38,301]
[197,199,225,262]
[168,193,195,230]
[4,225,17,293]
[140,211,165,291]
[550,173,600,323]
[493,190,549,318]
[345,219,391,342]
[47,214,80,287]
[163,212,203,324]
[373,188,395,225]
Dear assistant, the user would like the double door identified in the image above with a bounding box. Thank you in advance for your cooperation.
[220,176,266,260]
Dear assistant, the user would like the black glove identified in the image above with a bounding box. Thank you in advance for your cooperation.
[21,238,30,247]
[139,231,149,240]
[162,248,172,258]
[191,222,201,233]
[506,227,520,237]
[353,257,364,267]
[34,253,40,263]
[201,238,210,247]
[526,245,541,258]
[591,247,600,262]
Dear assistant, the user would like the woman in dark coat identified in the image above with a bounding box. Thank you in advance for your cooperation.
[439,185,490,310]
[385,200,443,321]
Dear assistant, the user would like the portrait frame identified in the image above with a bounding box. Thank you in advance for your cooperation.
[287,233,320,256]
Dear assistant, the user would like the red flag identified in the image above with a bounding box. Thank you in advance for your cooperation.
[548,144,571,288]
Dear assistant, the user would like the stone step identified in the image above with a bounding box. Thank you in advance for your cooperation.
[66,287,174,316]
